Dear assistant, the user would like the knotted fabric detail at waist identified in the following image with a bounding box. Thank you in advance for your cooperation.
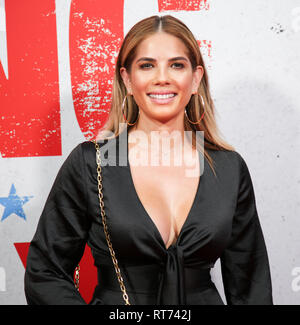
[97,246,213,305]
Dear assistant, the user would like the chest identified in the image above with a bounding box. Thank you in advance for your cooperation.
[128,149,200,249]
[89,143,238,264]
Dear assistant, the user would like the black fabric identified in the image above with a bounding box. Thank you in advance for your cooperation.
[24,130,273,305]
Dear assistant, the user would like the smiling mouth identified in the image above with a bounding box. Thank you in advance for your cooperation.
[148,93,177,99]
[147,93,177,105]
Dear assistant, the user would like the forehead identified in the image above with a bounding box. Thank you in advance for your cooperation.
[135,32,189,59]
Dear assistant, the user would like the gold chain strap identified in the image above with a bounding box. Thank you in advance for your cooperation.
[93,140,131,305]
[74,141,131,305]
[74,265,80,291]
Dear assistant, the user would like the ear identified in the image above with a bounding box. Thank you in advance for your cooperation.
[192,65,204,94]
[120,67,132,94]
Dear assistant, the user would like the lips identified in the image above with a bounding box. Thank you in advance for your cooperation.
[148,93,176,98]
[147,93,177,104]
[147,92,177,95]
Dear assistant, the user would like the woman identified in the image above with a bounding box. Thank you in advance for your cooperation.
[24,15,273,305]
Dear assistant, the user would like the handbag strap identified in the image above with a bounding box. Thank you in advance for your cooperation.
[74,140,131,305]
[95,140,132,305]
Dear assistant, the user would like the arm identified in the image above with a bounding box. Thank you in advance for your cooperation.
[24,143,90,305]
[220,152,273,305]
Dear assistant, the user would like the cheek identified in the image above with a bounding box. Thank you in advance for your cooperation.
[131,73,149,91]
[177,76,193,91]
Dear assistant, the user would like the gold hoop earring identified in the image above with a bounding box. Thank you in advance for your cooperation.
[122,94,140,126]
[185,93,205,124]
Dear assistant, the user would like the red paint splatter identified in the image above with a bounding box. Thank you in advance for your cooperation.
[198,39,212,58]
[158,0,210,12]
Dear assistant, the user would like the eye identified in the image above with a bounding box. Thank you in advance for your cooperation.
[139,62,184,69]
[172,63,184,69]
[140,63,153,69]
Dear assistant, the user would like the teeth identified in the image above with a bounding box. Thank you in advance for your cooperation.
[149,93,176,99]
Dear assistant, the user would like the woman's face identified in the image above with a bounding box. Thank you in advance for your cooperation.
[120,32,203,124]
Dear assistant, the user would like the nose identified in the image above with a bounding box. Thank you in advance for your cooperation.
[154,65,171,84]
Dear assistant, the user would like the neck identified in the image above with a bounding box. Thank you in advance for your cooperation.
[127,114,196,165]
[128,112,187,151]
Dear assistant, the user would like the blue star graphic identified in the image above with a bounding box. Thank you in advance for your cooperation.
[0,184,33,222]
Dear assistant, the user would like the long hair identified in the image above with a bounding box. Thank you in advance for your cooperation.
[97,15,235,175]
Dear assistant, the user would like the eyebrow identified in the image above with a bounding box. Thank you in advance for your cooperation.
[135,56,189,63]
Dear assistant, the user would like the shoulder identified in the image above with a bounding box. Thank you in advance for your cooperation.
[205,149,253,192]
[222,150,253,183]
[79,138,116,160]
[217,149,255,194]
[205,148,242,173]
[75,138,118,176]
[207,148,249,169]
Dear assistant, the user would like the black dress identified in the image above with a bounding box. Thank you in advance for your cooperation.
[24,130,273,305]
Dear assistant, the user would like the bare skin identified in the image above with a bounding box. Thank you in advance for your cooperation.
[128,137,200,249]
[121,32,204,249]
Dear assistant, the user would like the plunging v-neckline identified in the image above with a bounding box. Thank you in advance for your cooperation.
[126,133,202,251]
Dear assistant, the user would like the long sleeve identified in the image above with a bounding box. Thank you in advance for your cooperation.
[220,153,273,305]
[24,143,91,305]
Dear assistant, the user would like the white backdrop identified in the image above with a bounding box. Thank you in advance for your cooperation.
[0,0,299,305]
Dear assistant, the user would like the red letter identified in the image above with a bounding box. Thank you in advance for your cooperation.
[69,0,124,140]
[0,0,61,157]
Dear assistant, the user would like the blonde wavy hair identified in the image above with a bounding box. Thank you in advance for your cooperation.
[97,15,235,175]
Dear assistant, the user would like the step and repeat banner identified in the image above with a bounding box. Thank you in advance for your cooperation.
[0,0,299,305]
